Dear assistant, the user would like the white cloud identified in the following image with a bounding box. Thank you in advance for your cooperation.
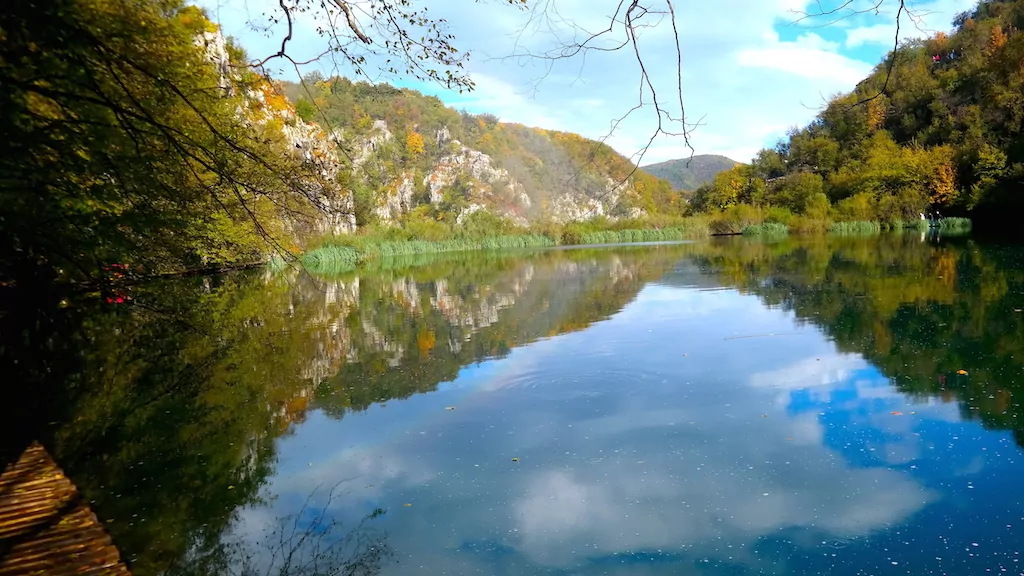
[845,23,902,48]
[737,44,872,84]
[843,0,977,48]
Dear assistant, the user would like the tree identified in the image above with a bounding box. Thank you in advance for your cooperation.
[405,129,426,157]
[774,172,825,213]
[1,0,345,286]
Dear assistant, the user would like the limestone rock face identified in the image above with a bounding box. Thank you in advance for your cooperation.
[198,29,654,236]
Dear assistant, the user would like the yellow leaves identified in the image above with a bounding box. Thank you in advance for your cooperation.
[405,129,425,156]
[986,25,1008,57]
[928,145,958,206]
[25,91,63,120]
[957,369,968,375]
[866,98,886,132]
[417,329,435,355]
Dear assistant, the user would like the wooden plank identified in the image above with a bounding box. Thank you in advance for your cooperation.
[0,442,131,575]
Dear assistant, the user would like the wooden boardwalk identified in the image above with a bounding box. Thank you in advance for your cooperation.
[0,442,130,575]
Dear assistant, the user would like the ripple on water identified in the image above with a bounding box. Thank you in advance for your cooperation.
[490,364,670,401]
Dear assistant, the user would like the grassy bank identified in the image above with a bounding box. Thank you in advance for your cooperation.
[300,234,555,274]
[742,222,789,237]
[286,211,973,275]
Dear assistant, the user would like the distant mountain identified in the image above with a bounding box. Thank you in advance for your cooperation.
[642,155,741,191]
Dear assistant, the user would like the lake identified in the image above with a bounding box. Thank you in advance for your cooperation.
[5,233,1024,576]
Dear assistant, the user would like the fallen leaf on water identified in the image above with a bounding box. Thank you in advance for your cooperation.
[957,369,968,375]
[910,411,917,415]
[444,406,457,411]
[785,437,793,441]
[511,457,520,462]
[403,503,412,507]
[891,411,903,416]
[228,485,235,489]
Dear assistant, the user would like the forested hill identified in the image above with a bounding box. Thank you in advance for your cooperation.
[690,0,1024,226]
[642,155,740,191]
[280,78,684,228]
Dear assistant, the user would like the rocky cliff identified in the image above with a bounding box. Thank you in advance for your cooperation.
[199,28,681,240]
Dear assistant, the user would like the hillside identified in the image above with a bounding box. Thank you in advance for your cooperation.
[689,0,1024,224]
[280,77,685,229]
[641,155,740,191]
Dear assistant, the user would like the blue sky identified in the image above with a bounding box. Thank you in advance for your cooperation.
[199,0,976,164]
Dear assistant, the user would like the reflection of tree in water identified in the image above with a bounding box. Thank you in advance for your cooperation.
[169,482,393,576]
[687,236,1024,447]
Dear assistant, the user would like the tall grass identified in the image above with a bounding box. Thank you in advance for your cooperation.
[939,217,972,231]
[742,222,789,237]
[829,221,882,235]
[300,234,554,274]
[570,225,706,245]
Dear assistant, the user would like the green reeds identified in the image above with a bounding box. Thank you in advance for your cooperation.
[938,217,972,231]
[828,221,882,235]
[572,225,708,246]
[741,222,789,237]
[299,234,555,274]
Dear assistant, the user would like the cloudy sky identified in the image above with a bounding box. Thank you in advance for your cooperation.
[200,0,975,164]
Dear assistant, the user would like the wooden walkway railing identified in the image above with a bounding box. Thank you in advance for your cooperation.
[0,442,130,575]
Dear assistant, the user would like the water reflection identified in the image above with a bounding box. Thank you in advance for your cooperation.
[3,236,1024,575]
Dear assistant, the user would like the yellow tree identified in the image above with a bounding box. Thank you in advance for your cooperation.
[405,130,425,156]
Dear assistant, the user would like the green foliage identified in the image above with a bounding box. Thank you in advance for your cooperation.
[573,226,707,245]
[300,234,555,275]
[682,0,1024,225]
[940,217,974,231]
[455,210,526,238]
[709,204,762,235]
[742,222,789,237]
[828,221,883,235]
[1,0,332,285]
[294,97,316,122]
[774,172,825,213]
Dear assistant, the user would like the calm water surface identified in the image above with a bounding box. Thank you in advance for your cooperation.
[7,235,1024,575]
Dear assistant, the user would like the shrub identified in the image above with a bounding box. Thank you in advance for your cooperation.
[742,222,789,237]
[828,221,882,235]
[939,217,972,231]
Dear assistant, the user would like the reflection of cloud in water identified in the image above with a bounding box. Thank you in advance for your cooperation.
[243,285,943,574]
[750,353,869,391]
[510,413,934,568]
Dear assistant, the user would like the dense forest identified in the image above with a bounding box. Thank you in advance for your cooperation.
[689,0,1024,228]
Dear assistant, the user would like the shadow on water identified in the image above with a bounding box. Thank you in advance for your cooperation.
[3,234,1024,573]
